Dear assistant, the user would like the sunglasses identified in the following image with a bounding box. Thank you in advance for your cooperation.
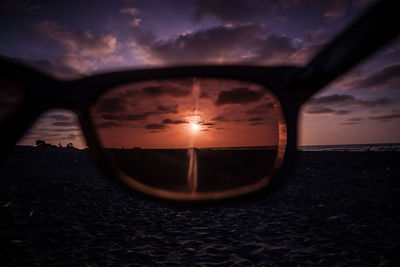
[0,0,398,203]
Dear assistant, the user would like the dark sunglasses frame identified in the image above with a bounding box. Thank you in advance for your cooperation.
[0,0,398,204]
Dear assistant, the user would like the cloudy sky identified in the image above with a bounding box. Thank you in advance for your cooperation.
[91,78,282,149]
[1,0,399,148]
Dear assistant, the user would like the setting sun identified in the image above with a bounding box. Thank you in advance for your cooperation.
[190,122,200,132]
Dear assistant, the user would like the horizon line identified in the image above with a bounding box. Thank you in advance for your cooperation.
[14,142,400,150]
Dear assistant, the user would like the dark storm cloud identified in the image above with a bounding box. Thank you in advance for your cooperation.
[248,117,263,121]
[211,116,229,122]
[334,110,351,115]
[353,97,391,107]
[141,85,190,97]
[102,111,157,121]
[245,103,274,115]
[156,104,179,114]
[35,127,80,133]
[52,121,77,126]
[341,63,400,90]
[339,117,362,125]
[32,20,117,58]
[192,0,372,23]
[346,118,363,122]
[304,106,350,115]
[255,34,301,63]
[280,0,374,21]
[199,121,216,127]
[134,23,302,64]
[96,97,126,113]
[368,110,400,121]
[25,132,62,139]
[304,29,332,44]
[97,122,123,128]
[58,53,96,73]
[30,20,119,74]
[135,24,262,63]
[98,101,178,118]
[309,94,354,105]
[145,123,166,130]
[101,104,181,122]
[291,28,334,63]
[308,94,392,108]
[304,106,335,114]
[120,7,139,16]
[47,114,71,121]
[249,122,263,126]
[59,133,82,140]
[162,119,188,124]
[193,0,275,22]
[290,43,327,65]
[339,122,359,125]
[321,0,348,21]
[216,87,264,106]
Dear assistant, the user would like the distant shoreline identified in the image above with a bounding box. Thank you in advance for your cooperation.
[13,142,400,152]
[298,142,400,152]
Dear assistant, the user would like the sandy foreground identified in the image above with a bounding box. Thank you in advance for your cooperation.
[0,147,399,266]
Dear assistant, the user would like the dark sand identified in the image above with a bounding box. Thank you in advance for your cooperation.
[108,148,277,191]
[1,147,399,266]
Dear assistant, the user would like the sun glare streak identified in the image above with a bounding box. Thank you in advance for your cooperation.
[187,78,200,193]
[187,147,198,192]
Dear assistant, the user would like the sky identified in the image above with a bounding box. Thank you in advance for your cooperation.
[0,0,399,148]
[92,78,282,148]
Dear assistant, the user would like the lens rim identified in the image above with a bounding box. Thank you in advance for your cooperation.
[89,77,288,201]
[74,66,302,203]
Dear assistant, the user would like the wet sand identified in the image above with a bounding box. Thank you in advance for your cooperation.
[0,147,399,266]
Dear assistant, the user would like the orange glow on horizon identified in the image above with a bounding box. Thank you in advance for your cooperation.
[92,78,282,149]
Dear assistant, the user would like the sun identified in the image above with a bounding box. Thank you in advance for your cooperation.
[190,122,200,132]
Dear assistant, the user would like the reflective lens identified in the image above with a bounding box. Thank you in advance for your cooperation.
[91,78,286,200]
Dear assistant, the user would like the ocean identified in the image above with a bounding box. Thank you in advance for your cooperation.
[298,143,400,152]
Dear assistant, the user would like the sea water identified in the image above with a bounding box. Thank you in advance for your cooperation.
[298,143,400,152]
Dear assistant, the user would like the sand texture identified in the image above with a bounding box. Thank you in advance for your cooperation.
[1,147,399,266]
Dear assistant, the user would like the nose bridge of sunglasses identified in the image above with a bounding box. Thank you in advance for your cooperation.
[35,80,88,109]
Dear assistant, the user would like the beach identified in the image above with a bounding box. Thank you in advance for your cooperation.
[108,147,277,192]
[1,147,399,266]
